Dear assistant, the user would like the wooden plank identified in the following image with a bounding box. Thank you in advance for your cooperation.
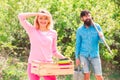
[38,68,74,76]
[31,60,74,76]
[39,64,73,69]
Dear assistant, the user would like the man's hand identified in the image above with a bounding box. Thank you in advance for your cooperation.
[76,58,80,66]
[98,32,104,39]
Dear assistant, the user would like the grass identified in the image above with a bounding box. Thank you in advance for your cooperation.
[108,72,120,80]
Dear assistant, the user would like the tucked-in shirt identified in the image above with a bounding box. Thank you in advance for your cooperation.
[75,23,103,59]
[18,15,60,63]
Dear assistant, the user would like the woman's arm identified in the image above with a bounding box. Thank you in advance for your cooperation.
[18,12,38,19]
[52,31,65,59]
[18,13,38,34]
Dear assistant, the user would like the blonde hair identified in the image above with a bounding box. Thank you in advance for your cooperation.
[34,9,53,30]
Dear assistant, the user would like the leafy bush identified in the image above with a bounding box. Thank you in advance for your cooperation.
[1,57,27,80]
[0,0,120,79]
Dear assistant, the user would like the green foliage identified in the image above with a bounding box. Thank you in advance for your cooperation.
[0,0,120,79]
[65,75,73,80]
[1,57,27,80]
[2,66,26,80]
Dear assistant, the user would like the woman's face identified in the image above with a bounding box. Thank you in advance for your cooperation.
[37,15,49,28]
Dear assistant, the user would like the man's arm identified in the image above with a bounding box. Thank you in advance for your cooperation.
[75,29,81,66]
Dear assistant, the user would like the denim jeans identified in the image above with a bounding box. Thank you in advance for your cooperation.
[80,55,102,75]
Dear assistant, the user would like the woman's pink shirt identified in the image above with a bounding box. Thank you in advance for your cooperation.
[18,14,60,63]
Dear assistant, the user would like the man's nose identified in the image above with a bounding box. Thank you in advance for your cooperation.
[87,16,90,19]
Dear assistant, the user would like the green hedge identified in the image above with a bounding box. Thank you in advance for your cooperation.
[0,0,120,70]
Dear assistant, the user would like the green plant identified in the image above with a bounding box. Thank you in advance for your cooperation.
[0,0,120,79]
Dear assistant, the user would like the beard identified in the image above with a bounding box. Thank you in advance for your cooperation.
[84,19,92,27]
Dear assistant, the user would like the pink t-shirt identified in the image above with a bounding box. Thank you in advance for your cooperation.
[18,15,60,63]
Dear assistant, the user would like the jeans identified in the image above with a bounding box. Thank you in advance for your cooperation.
[80,55,102,75]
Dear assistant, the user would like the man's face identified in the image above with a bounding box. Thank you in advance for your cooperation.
[81,13,92,27]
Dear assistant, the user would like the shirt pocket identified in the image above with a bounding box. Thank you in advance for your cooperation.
[91,32,98,38]
[90,32,99,42]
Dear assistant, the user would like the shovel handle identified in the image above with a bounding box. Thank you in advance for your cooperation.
[93,23,113,55]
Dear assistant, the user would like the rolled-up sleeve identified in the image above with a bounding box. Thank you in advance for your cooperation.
[97,24,105,43]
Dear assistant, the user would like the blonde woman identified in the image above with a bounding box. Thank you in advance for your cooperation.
[18,9,65,80]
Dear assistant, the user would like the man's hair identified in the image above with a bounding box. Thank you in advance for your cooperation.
[80,10,90,18]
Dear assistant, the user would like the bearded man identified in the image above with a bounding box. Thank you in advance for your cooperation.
[75,10,104,80]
